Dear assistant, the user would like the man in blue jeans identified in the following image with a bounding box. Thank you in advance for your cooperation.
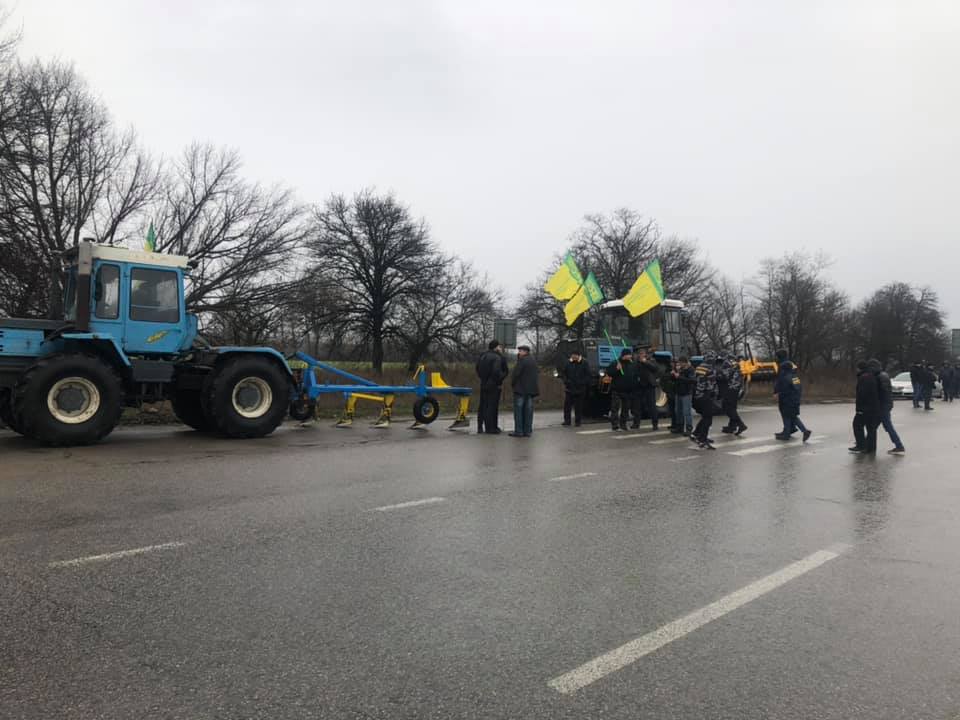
[874,359,906,454]
[509,345,539,437]
[773,349,811,442]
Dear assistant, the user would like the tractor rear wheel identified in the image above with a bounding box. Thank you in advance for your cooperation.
[413,395,440,424]
[14,354,123,446]
[205,356,290,438]
[171,389,214,432]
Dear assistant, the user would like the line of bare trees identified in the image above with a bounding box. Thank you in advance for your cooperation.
[0,22,500,373]
[520,210,951,371]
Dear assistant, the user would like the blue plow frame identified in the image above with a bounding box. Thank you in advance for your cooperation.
[290,352,472,429]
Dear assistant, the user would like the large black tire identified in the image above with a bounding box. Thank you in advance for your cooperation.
[13,354,123,446]
[413,395,440,424]
[0,388,24,435]
[171,389,214,432]
[204,356,290,438]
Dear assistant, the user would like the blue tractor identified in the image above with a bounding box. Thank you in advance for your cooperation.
[0,242,294,445]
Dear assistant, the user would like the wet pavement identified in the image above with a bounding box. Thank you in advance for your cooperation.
[2,401,960,719]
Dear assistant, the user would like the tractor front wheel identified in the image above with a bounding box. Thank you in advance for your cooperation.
[205,356,290,438]
[13,354,123,446]
[413,396,440,424]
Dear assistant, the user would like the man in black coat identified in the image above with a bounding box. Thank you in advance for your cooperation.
[509,345,539,437]
[909,361,924,408]
[631,348,661,430]
[940,363,954,403]
[921,364,937,411]
[851,359,882,454]
[606,348,639,431]
[475,340,508,434]
[560,350,591,427]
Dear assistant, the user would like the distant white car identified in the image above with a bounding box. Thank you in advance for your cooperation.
[890,371,942,400]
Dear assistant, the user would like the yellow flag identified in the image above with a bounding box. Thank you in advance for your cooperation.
[564,272,604,326]
[622,259,665,317]
[544,253,584,301]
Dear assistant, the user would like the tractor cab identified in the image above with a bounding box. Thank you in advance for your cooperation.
[61,243,198,355]
[592,299,687,368]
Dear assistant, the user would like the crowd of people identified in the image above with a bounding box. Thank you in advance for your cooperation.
[474,341,815,450]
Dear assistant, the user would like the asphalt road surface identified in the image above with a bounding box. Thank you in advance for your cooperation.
[2,401,960,719]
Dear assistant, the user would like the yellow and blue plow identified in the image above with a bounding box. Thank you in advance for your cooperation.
[287,352,471,431]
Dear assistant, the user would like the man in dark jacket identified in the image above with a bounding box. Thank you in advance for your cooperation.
[851,359,882,454]
[718,353,747,436]
[909,361,924,408]
[606,348,639,431]
[940,363,954,403]
[921,364,937,411]
[672,357,695,435]
[632,348,661,430]
[509,345,539,437]
[773,349,811,441]
[560,350,591,427]
[691,353,719,448]
[875,360,905,454]
[475,340,508,434]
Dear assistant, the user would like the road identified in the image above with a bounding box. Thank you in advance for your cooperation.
[2,401,960,719]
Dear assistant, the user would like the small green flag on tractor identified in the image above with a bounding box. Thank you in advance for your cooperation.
[622,259,664,317]
[544,253,585,301]
[564,272,604,326]
[145,223,157,253]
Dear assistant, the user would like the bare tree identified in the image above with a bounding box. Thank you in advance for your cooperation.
[0,59,156,316]
[686,275,751,354]
[852,283,947,368]
[150,143,307,315]
[309,190,446,373]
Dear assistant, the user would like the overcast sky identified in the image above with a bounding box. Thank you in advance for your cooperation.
[13,0,960,323]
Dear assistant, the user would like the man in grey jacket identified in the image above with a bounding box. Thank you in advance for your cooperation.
[509,346,540,437]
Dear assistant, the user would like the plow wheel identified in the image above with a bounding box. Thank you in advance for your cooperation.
[412,395,440,425]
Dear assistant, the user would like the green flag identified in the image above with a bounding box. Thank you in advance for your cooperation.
[622,259,664,317]
[544,253,584,301]
[564,272,604,326]
[145,223,157,253]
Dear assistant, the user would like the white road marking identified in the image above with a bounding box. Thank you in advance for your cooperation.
[548,472,598,482]
[613,429,671,441]
[371,497,447,512]
[577,428,613,435]
[728,438,824,457]
[648,437,691,445]
[547,544,850,694]
[49,541,188,568]
[670,455,701,463]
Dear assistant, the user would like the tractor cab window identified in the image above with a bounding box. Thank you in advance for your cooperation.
[94,264,120,319]
[130,268,180,323]
[63,270,77,321]
[596,307,651,346]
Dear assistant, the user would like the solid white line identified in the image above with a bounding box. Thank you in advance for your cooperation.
[577,428,612,435]
[371,497,446,512]
[49,541,188,568]
[728,438,824,457]
[547,544,850,694]
[548,472,598,482]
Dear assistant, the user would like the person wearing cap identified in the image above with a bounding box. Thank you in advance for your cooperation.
[560,349,592,427]
[773,349,811,441]
[475,340,509,434]
[632,348,661,430]
[690,352,720,448]
[606,348,639,431]
[509,345,539,437]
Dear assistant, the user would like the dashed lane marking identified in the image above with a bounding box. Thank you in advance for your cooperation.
[49,541,188,568]
[613,429,671,441]
[576,429,613,435]
[547,543,851,694]
[670,455,701,463]
[371,497,447,512]
[548,472,598,482]
[727,437,825,457]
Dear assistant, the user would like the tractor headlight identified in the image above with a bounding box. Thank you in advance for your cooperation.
[598,370,606,377]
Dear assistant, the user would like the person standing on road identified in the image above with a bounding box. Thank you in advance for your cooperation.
[921,363,937,411]
[509,346,539,437]
[718,353,748,436]
[909,361,924,408]
[632,348,661,430]
[475,340,508,434]
[661,359,679,432]
[691,353,719,449]
[875,360,906,455]
[953,363,960,402]
[606,348,638,431]
[672,356,695,436]
[940,362,954,403]
[560,350,591,427]
[773,349,811,442]
[851,359,882,454]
